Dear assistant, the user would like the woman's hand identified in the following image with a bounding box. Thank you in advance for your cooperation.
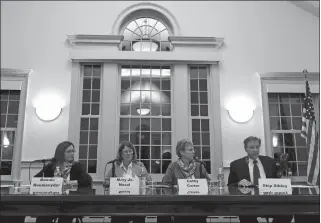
[103,179,110,188]
[63,181,72,190]
[63,180,78,189]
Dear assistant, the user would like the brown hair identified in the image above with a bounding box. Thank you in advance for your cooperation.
[243,136,261,148]
[53,141,75,165]
[116,141,138,165]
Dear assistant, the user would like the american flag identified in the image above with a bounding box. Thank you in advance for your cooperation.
[301,77,319,186]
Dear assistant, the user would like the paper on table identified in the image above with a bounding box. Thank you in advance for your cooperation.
[0,185,13,188]
[0,184,30,188]
[291,185,319,188]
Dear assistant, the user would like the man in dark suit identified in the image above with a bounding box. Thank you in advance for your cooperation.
[228,136,293,223]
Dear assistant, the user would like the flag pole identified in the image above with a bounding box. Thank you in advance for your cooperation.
[301,69,319,185]
[302,69,308,80]
[301,69,309,161]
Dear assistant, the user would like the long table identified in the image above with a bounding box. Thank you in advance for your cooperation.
[0,185,319,218]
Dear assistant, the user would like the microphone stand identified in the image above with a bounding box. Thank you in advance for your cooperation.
[41,159,46,178]
[28,160,36,184]
[112,162,115,177]
[194,157,206,178]
[103,160,116,189]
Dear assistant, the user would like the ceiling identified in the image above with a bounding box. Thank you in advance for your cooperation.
[288,1,320,17]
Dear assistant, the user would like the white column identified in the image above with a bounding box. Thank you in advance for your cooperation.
[209,63,223,177]
[12,78,27,182]
[68,62,81,160]
[172,64,190,160]
[99,63,119,179]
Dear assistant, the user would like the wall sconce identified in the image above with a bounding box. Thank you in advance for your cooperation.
[226,96,255,123]
[34,94,64,121]
[3,132,10,148]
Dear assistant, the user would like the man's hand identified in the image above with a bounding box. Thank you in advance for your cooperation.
[238,179,252,187]
[239,186,254,195]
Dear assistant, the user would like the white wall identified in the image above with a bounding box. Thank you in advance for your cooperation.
[1,1,319,168]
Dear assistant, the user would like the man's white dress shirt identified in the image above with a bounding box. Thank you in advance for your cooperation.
[248,157,266,184]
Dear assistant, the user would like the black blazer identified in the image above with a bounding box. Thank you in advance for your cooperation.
[34,162,93,188]
[227,155,278,186]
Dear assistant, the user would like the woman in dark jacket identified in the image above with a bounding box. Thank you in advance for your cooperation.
[35,141,92,223]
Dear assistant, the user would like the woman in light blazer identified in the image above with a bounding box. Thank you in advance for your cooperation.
[105,141,151,223]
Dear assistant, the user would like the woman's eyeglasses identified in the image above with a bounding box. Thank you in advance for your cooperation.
[122,150,134,154]
[65,150,75,154]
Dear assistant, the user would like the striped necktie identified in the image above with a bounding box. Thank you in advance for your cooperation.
[253,160,260,186]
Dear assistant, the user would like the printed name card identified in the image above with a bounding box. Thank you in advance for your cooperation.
[109,177,139,195]
[258,178,292,195]
[29,177,63,195]
[178,179,208,195]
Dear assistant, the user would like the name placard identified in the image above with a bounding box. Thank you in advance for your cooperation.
[29,177,63,195]
[259,178,292,195]
[178,179,208,195]
[109,177,139,195]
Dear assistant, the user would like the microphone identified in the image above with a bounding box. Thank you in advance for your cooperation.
[107,159,118,164]
[194,156,206,167]
[29,158,56,184]
[33,158,56,162]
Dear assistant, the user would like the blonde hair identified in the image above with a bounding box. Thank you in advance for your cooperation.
[176,139,194,158]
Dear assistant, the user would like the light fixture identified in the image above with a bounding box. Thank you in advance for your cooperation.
[272,135,278,147]
[136,91,150,115]
[136,107,150,115]
[34,94,64,121]
[226,96,255,123]
[3,133,9,148]
[132,39,158,52]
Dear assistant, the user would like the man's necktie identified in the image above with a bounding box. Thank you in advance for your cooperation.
[253,160,260,186]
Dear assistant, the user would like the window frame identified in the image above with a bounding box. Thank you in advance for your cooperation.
[260,72,319,182]
[117,64,174,176]
[121,17,172,52]
[0,68,31,183]
[77,64,103,175]
[188,65,214,174]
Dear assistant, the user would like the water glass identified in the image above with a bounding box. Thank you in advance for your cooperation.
[208,180,218,190]
[139,176,146,188]
[147,180,158,188]
[13,180,22,194]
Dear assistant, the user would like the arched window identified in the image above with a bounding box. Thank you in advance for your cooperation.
[121,17,171,52]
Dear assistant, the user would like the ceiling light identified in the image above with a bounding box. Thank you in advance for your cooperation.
[136,91,150,115]
[136,107,150,115]
[132,39,158,51]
